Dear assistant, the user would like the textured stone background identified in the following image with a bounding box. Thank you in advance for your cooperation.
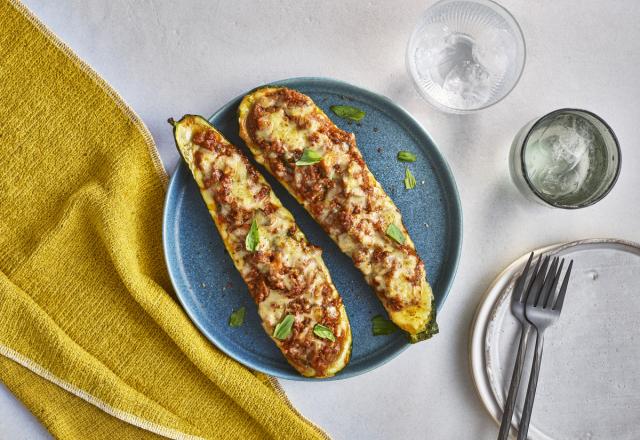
[3,0,639,438]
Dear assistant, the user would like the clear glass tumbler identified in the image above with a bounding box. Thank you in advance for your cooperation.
[509,109,621,209]
[406,0,525,113]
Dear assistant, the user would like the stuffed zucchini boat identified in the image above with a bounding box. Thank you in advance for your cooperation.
[169,115,351,377]
[238,88,437,342]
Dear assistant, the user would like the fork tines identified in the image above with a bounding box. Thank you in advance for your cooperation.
[526,255,573,311]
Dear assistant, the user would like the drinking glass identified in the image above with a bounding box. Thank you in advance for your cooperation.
[509,109,621,209]
[406,0,525,113]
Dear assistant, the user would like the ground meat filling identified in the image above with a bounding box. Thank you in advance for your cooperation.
[247,90,427,310]
[192,128,344,375]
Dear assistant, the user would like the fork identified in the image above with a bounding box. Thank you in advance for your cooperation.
[516,256,573,440]
[497,252,539,440]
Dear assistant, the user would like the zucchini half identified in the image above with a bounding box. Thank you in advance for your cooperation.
[237,88,437,342]
[169,115,351,377]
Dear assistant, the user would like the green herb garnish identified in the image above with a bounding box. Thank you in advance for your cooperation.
[385,223,406,244]
[313,324,336,341]
[228,307,246,328]
[397,151,417,162]
[273,314,295,340]
[404,167,416,189]
[330,105,366,122]
[295,148,323,166]
[372,315,399,336]
[245,218,260,252]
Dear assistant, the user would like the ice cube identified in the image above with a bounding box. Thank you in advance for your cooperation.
[526,115,596,198]
[414,23,452,83]
[536,165,587,198]
[472,28,515,77]
[574,115,596,143]
[442,59,491,107]
[556,131,589,172]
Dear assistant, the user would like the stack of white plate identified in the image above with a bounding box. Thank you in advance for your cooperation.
[470,239,640,440]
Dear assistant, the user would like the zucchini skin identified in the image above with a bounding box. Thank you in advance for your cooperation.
[237,88,436,340]
[169,115,351,377]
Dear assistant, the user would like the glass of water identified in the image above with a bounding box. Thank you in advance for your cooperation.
[510,109,621,209]
[406,0,525,112]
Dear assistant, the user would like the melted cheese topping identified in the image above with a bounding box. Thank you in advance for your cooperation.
[173,115,351,377]
[238,89,434,335]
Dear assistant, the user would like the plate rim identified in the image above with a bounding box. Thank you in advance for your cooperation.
[163,76,463,380]
[468,238,640,438]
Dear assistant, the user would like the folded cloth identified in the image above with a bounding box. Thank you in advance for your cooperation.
[0,1,328,438]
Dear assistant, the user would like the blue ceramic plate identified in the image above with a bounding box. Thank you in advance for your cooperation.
[163,77,462,380]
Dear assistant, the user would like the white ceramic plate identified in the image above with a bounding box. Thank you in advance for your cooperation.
[470,239,640,440]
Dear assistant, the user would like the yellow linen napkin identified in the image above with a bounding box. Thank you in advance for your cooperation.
[0,1,328,438]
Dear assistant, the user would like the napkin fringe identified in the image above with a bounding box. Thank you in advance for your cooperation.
[0,343,204,440]
[267,377,332,440]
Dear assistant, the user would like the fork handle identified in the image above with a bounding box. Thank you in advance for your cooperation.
[497,325,530,440]
[517,331,545,440]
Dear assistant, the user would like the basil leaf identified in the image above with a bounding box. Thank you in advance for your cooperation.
[273,314,295,340]
[404,167,416,190]
[386,223,406,244]
[245,218,259,252]
[313,324,336,342]
[295,148,323,166]
[397,151,417,162]
[228,307,246,328]
[330,105,366,122]
[372,315,399,336]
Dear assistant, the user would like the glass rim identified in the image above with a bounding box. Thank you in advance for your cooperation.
[519,108,622,209]
[406,0,527,114]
